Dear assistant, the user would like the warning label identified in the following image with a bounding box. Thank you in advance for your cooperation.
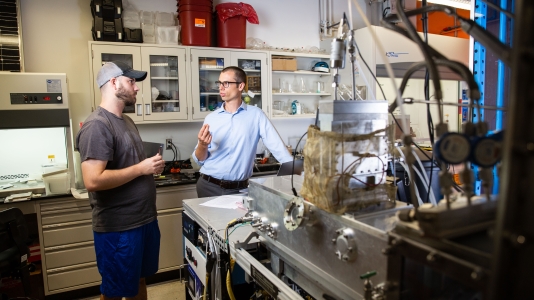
[195,18,206,28]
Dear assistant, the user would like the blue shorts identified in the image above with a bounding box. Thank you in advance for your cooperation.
[93,220,160,298]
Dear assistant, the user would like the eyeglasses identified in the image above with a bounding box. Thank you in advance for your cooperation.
[215,81,241,88]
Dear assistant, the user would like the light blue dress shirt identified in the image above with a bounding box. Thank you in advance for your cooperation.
[192,102,293,181]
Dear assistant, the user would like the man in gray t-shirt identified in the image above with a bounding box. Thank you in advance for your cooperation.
[76,61,165,300]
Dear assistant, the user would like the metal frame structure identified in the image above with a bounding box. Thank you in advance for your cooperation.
[490,0,534,298]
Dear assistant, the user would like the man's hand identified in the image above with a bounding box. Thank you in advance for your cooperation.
[195,124,211,161]
[197,124,212,146]
[140,153,165,175]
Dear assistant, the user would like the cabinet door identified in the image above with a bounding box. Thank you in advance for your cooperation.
[231,51,269,115]
[190,49,231,120]
[270,53,332,119]
[157,210,183,271]
[141,47,189,121]
[90,44,143,122]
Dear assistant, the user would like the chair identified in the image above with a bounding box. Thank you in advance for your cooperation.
[0,208,31,297]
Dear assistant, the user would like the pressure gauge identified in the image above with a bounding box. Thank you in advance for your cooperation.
[470,132,503,167]
[434,132,471,164]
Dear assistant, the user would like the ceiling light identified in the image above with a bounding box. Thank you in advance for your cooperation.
[418,0,471,10]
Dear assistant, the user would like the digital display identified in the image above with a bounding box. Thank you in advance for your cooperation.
[43,96,51,101]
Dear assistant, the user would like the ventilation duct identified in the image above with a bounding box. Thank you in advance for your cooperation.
[0,0,24,71]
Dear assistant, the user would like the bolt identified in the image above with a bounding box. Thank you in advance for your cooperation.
[348,247,353,252]
[342,255,349,261]
[285,219,289,223]
[297,205,301,208]
[332,238,336,243]
[291,222,296,226]
[471,268,483,280]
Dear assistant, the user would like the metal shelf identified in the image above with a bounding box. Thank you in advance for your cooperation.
[272,70,330,76]
[273,92,331,96]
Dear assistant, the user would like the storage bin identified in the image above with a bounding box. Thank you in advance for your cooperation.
[156,11,176,26]
[217,15,246,48]
[179,9,212,46]
[157,26,179,44]
[42,170,70,195]
[178,5,213,13]
[178,0,212,5]
[140,10,154,24]
[123,10,140,28]
[272,56,297,71]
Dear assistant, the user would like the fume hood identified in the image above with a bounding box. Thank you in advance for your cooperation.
[351,25,469,98]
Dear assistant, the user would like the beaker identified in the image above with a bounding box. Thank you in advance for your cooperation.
[315,81,324,93]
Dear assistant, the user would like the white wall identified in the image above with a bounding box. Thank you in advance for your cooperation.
[19,0,328,162]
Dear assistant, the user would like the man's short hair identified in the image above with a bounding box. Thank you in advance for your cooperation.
[221,66,246,84]
[97,61,147,88]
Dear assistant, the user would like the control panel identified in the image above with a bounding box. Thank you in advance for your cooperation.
[184,238,206,285]
[10,93,63,105]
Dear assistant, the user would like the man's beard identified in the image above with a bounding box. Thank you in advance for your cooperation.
[116,85,136,106]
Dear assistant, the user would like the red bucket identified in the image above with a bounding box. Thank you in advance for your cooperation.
[178,5,212,13]
[177,0,212,5]
[179,9,212,46]
[217,15,246,48]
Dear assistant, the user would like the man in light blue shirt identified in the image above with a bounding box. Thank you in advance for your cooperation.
[192,66,293,197]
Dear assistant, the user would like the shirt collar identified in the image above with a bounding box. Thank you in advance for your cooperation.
[219,101,248,114]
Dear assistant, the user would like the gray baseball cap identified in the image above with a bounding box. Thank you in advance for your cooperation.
[96,61,147,88]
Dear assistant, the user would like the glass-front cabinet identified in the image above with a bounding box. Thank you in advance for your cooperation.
[141,47,188,121]
[232,51,268,115]
[89,43,188,123]
[190,49,230,120]
[190,48,268,120]
[90,44,144,122]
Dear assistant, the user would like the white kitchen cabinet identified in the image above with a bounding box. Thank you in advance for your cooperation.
[269,51,332,119]
[36,185,197,295]
[189,48,269,120]
[89,42,190,123]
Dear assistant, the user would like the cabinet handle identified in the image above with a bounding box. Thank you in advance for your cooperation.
[137,104,142,116]
[145,104,151,115]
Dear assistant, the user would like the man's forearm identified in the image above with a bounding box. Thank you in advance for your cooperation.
[83,164,142,192]
[195,145,209,161]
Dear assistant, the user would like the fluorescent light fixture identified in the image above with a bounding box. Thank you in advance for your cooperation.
[418,0,471,10]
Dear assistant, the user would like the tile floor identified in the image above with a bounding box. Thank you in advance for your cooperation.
[79,280,186,300]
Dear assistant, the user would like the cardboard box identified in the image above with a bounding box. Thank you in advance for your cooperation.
[245,75,261,92]
[272,56,297,71]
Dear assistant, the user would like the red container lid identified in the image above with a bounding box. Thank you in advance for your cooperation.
[178,0,212,4]
[178,5,213,12]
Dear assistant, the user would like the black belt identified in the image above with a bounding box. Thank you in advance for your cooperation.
[200,174,249,189]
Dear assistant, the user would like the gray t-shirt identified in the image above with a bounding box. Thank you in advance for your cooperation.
[76,107,157,232]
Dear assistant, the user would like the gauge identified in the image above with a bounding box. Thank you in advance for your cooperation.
[434,132,471,164]
[471,132,503,167]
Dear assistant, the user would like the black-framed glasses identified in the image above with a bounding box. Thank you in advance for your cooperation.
[215,81,241,88]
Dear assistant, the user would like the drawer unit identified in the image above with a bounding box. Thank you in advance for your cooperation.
[47,264,100,292]
[45,242,95,269]
[36,185,197,295]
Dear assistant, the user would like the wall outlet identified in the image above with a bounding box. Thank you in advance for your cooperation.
[166,139,172,150]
